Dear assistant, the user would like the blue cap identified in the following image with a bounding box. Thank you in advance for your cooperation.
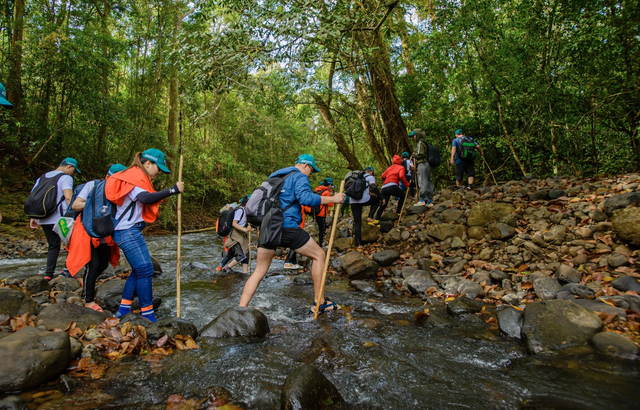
[408,130,415,137]
[296,154,321,173]
[455,129,464,135]
[324,177,334,186]
[365,166,374,175]
[142,148,170,173]
[0,83,12,109]
[402,152,409,158]
[61,158,81,174]
[108,163,126,175]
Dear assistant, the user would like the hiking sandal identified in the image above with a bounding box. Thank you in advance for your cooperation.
[309,300,341,315]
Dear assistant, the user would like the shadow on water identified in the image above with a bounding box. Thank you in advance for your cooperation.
[3,232,640,409]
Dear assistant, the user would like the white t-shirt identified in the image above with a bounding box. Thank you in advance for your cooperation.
[32,171,74,225]
[350,174,376,204]
[77,180,97,202]
[405,159,413,176]
[114,186,147,231]
[234,207,247,227]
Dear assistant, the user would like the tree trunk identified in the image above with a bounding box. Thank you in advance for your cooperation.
[394,7,414,76]
[354,77,389,167]
[314,96,362,170]
[96,0,111,159]
[7,0,25,119]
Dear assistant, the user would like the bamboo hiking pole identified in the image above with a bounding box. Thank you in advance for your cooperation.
[314,180,345,320]
[396,182,411,225]
[176,155,184,318]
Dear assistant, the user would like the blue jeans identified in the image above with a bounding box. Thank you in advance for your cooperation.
[113,223,154,309]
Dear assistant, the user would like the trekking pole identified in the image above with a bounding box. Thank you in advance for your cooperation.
[176,155,184,317]
[481,153,498,186]
[248,230,252,275]
[396,183,411,226]
[314,180,345,320]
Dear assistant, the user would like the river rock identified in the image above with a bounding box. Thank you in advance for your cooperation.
[497,307,523,339]
[458,280,485,299]
[477,248,494,261]
[442,209,463,223]
[361,223,381,242]
[521,300,602,355]
[0,396,25,409]
[379,210,399,221]
[404,270,438,294]
[488,223,516,240]
[611,276,640,293]
[612,207,640,245]
[372,250,400,266]
[25,276,50,294]
[342,252,379,280]
[468,226,486,240]
[379,220,394,233]
[200,307,268,339]
[451,237,465,249]
[425,313,455,328]
[120,313,154,328]
[281,365,344,410]
[575,226,593,239]
[427,224,464,241]
[608,252,630,268]
[570,299,627,319]
[0,327,70,391]
[37,302,107,332]
[446,297,483,315]
[94,279,161,312]
[407,204,427,215]
[384,228,402,244]
[548,187,565,199]
[543,225,567,244]
[603,192,640,215]
[350,280,375,293]
[147,317,198,343]
[529,189,549,201]
[559,283,595,298]
[0,288,39,317]
[591,332,639,360]
[589,210,608,222]
[333,237,351,252]
[555,264,581,284]
[49,276,81,292]
[533,277,561,300]
[467,202,515,227]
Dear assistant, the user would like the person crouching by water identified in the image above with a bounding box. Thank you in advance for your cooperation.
[105,149,184,322]
[216,196,252,274]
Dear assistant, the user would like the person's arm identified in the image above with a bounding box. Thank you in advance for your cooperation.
[232,220,251,233]
[136,182,184,204]
[63,189,73,206]
[72,197,86,211]
[476,142,483,156]
[450,144,457,165]
[400,168,410,187]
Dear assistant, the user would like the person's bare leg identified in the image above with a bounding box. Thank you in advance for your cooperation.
[469,176,474,186]
[456,180,462,187]
[239,248,275,307]
[228,259,239,269]
[241,263,248,274]
[294,238,326,305]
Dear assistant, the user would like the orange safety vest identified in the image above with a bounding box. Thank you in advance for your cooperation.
[66,215,120,277]
[105,167,160,223]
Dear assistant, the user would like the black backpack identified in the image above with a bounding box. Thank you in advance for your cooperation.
[344,171,369,200]
[459,137,477,160]
[427,145,441,168]
[24,173,66,219]
[245,171,297,227]
[217,207,243,237]
[63,183,86,219]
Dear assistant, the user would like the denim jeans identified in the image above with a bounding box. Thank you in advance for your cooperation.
[113,223,154,309]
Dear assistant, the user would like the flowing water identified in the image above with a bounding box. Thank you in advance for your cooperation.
[2,232,639,409]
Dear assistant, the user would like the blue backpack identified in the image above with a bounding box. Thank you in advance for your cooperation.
[63,183,85,219]
[83,180,135,238]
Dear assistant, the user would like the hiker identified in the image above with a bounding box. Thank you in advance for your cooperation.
[0,82,13,109]
[450,129,483,189]
[66,164,126,312]
[376,155,410,220]
[401,152,415,198]
[239,154,345,314]
[350,166,383,248]
[105,149,184,322]
[27,158,80,280]
[217,196,251,274]
[284,205,306,270]
[304,178,335,247]
[410,129,434,206]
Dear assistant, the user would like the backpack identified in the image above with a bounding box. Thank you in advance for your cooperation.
[459,137,477,160]
[427,145,441,167]
[83,180,135,238]
[63,183,86,219]
[24,173,66,219]
[217,207,243,237]
[245,171,297,227]
[344,171,369,200]
[402,159,411,176]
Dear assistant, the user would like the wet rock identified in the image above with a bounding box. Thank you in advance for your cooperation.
[467,202,515,227]
[281,365,344,410]
[49,276,81,292]
[592,332,639,360]
[533,277,561,300]
[25,276,50,294]
[384,228,402,244]
[0,327,70,391]
[603,192,640,215]
[497,307,523,339]
[147,317,198,344]
[427,224,464,241]
[37,302,107,332]
[407,205,428,215]
[488,223,516,240]
[94,279,161,312]
[543,225,567,244]
[372,250,399,266]
[458,280,485,299]
[555,264,581,284]
[468,226,486,240]
[379,210,399,221]
[293,272,330,286]
[200,307,268,339]
[548,188,565,199]
[361,223,381,242]
[0,288,39,317]
[0,396,25,410]
[350,280,375,293]
[529,189,549,201]
[333,237,351,252]
[404,270,439,294]
[341,252,379,280]
[152,258,163,276]
[612,207,640,245]
[521,300,601,355]
[184,261,210,271]
[446,297,483,315]
[571,299,626,319]
[425,313,455,328]
[611,276,640,293]
[120,313,154,328]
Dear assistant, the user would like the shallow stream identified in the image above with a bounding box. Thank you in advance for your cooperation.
[2,232,639,409]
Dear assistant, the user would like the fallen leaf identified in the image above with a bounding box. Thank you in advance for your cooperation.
[120,322,132,336]
[91,366,106,379]
[520,282,534,290]
[185,337,199,350]
[156,335,169,348]
[175,340,188,350]
[414,311,430,320]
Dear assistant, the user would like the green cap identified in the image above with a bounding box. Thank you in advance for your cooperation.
[402,152,409,158]
[0,83,13,109]
[108,163,126,175]
[296,154,321,173]
[408,130,415,137]
[323,177,334,186]
[455,129,464,135]
[142,148,170,173]
[61,158,81,174]
[365,166,374,175]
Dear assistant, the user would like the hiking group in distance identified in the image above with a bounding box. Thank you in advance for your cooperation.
[21,122,485,319]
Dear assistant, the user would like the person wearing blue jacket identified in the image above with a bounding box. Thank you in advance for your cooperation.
[239,154,345,314]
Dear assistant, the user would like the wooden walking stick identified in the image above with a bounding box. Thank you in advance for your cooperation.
[176,155,184,317]
[481,153,498,186]
[248,230,252,275]
[314,180,345,320]
[396,182,411,226]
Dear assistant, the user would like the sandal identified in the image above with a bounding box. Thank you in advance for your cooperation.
[86,303,104,313]
[310,300,341,315]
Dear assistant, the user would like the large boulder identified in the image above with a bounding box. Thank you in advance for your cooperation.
[48,276,81,292]
[0,327,70,391]
[0,288,39,317]
[372,250,400,266]
[360,223,381,242]
[612,207,640,246]
[467,203,515,227]
[603,192,640,216]
[280,365,344,410]
[446,297,483,315]
[146,317,198,344]
[94,279,161,312]
[200,307,268,339]
[521,300,602,355]
[591,332,639,360]
[403,270,438,294]
[341,252,379,280]
[427,224,464,241]
[497,307,523,339]
[36,303,107,332]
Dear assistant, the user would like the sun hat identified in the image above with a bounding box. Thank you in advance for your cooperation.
[108,164,126,175]
[61,158,81,174]
[296,154,321,173]
[142,148,170,173]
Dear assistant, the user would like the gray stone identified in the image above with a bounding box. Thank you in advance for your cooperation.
[25,276,50,294]
[529,189,549,201]
[384,228,402,244]
[450,260,467,275]
[488,223,516,240]
[407,205,428,215]
[575,226,593,239]
[379,210,399,221]
[425,314,455,328]
[120,313,154,328]
[548,187,565,199]
[146,317,198,344]
[533,277,561,300]
[401,266,418,279]
[361,223,381,242]
[404,270,439,294]
[458,280,485,299]
[521,300,602,355]
[543,225,567,244]
[200,307,268,339]
[69,336,82,359]
[48,276,81,292]
[0,327,70,391]
[281,365,344,410]
[491,270,509,281]
[446,297,483,315]
[350,280,375,293]
[451,237,465,248]
[549,212,564,224]
[571,299,627,319]
[611,276,640,293]
[427,224,465,241]
[333,237,352,252]
[442,209,463,223]
[497,307,524,339]
[612,207,640,245]
[372,249,400,266]
[0,288,39,317]
[478,248,495,261]
[590,210,608,222]
[559,283,595,298]
[467,202,515,227]
[468,226,486,240]
[84,328,103,342]
[592,331,639,360]
[603,192,640,215]
[401,230,411,241]
[608,252,630,268]
[341,252,379,280]
[0,396,25,410]
[472,270,492,285]
[37,302,107,332]
[556,264,582,284]
[379,220,394,233]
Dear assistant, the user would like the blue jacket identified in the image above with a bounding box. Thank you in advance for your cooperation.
[269,167,322,228]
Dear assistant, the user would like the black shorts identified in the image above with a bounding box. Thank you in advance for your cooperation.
[260,227,311,251]
[455,160,475,181]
